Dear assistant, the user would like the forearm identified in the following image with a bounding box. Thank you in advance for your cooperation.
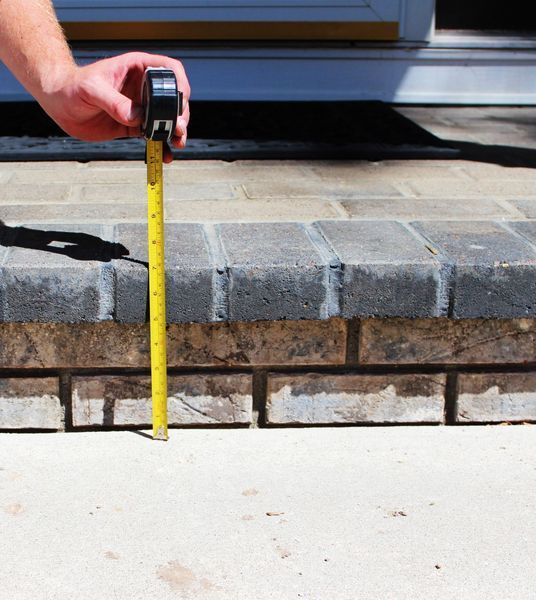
[0,0,76,100]
[0,1,189,152]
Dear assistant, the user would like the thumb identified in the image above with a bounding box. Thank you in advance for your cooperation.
[92,85,143,126]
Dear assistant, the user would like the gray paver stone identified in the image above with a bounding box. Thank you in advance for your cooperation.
[219,222,328,321]
[412,221,536,318]
[114,223,214,323]
[316,221,442,317]
[509,221,536,246]
[1,224,110,322]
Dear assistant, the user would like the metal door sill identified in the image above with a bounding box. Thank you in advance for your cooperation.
[432,31,536,49]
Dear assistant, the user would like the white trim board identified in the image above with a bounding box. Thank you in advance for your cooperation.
[53,1,401,22]
[1,44,536,104]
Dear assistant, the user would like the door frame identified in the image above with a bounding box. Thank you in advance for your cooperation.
[54,0,435,42]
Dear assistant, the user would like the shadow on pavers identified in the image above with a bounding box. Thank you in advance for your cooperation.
[452,141,536,169]
[0,221,151,323]
[0,221,146,266]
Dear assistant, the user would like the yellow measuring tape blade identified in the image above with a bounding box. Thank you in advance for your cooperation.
[146,140,168,441]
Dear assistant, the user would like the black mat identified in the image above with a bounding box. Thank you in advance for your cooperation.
[0,101,457,161]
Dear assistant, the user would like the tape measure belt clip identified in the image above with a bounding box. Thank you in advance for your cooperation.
[141,68,183,142]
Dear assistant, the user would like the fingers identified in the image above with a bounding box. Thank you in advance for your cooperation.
[84,80,143,128]
[171,101,190,149]
[163,142,174,164]
[80,52,191,148]
[122,52,191,149]
[118,52,191,103]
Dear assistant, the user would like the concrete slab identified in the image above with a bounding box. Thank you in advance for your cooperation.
[0,427,535,600]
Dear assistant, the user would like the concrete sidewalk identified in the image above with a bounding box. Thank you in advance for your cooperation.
[1,426,535,599]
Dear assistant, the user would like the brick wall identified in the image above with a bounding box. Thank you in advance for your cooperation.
[0,318,535,430]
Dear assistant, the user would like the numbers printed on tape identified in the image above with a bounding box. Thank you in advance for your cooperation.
[147,139,168,441]
[141,67,181,441]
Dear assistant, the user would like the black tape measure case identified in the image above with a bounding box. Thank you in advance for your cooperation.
[141,68,183,142]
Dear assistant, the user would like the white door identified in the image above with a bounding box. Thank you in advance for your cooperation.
[53,1,432,41]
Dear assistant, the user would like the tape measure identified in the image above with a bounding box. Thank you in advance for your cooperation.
[142,68,183,441]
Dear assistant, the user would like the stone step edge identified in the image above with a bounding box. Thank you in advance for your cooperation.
[0,219,535,322]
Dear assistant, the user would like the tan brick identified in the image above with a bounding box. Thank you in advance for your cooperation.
[228,160,316,169]
[164,160,228,170]
[85,160,227,171]
[165,182,236,201]
[359,318,536,365]
[365,159,470,169]
[508,199,536,219]
[407,179,536,199]
[78,182,236,203]
[78,184,146,203]
[0,319,347,369]
[267,373,446,424]
[86,161,167,169]
[310,162,468,182]
[165,199,340,222]
[460,163,536,181]
[0,203,147,224]
[457,372,536,423]
[72,374,252,426]
[0,377,61,429]
[342,197,510,220]
[8,168,145,185]
[243,181,402,200]
[166,163,312,184]
[0,184,71,204]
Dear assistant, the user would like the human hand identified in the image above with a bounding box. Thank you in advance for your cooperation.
[36,52,190,163]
